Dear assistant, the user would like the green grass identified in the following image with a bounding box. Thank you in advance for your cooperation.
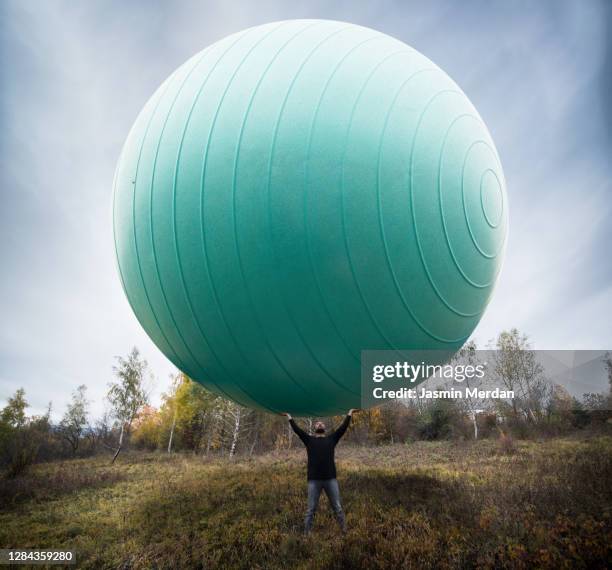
[1,437,611,569]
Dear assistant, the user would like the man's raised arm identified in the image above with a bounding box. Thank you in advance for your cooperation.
[282,413,310,445]
[331,409,357,443]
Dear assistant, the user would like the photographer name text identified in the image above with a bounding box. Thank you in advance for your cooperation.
[372,387,514,400]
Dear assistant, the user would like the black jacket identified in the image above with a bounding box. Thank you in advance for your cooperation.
[289,415,351,480]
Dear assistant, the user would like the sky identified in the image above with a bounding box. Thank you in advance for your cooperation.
[1,0,611,420]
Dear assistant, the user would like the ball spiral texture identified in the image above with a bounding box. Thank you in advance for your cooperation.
[113,20,508,416]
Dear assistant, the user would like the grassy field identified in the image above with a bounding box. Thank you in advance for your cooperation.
[1,436,611,569]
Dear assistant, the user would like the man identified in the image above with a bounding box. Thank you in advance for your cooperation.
[282,409,358,534]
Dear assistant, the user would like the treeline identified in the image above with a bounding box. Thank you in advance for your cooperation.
[1,330,611,477]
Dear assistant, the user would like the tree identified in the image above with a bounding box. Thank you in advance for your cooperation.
[0,389,51,477]
[491,329,548,423]
[131,405,162,450]
[59,385,89,455]
[107,347,149,462]
[546,384,574,425]
[452,340,487,439]
[372,403,404,444]
[165,374,181,453]
[248,410,265,456]
[205,398,253,457]
[604,352,612,407]
[161,374,220,453]
[175,375,215,452]
[0,388,28,428]
[418,398,463,440]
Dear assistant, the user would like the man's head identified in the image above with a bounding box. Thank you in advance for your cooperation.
[314,420,326,434]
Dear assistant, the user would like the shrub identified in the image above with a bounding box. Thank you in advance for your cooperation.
[497,430,516,455]
[418,399,467,440]
[0,424,41,478]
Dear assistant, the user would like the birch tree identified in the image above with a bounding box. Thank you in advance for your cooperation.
[605,352,612,405]
[491,329,548,422]
[212,400,252,457]
[107,347,149,463]
[452,341,486,439]
[59,384,89,455]
[163,374,181,453]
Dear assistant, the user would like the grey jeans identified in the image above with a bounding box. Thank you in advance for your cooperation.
[305,478,346,533]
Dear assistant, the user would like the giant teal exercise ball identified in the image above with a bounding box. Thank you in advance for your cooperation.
[113,20,508,416]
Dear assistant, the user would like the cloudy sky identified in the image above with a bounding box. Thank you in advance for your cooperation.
[1,0,611,420]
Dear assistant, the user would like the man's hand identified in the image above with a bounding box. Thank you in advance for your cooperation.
[348,409,361,416]
[281,412,292,420]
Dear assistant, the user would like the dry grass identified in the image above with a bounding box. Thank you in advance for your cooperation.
[0,437,610,569]
[0,459,126,509]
